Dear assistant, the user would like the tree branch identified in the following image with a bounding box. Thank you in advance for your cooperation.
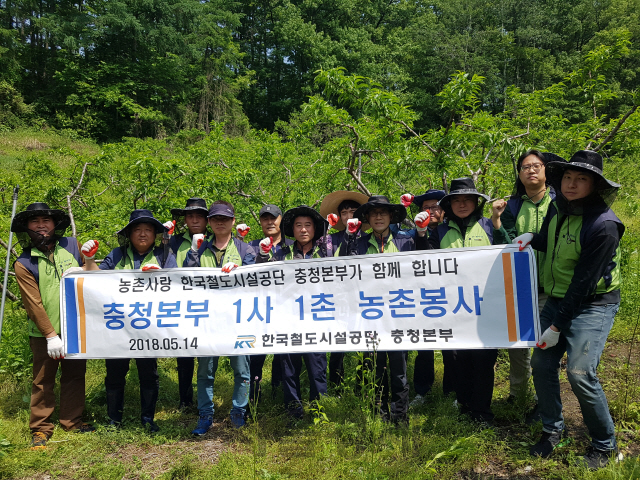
[0,238,18,258]
[593,105,639,152]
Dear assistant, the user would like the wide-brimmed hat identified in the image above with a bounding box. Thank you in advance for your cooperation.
[171,197,209,217]
[11,202,70,234]
[353,196,407,225]
[439,178,490,210]
[412,190,446,209]
[116,209,167,247]
[319,190,369,231]
[546,150,620,189]
[282,206,328,241]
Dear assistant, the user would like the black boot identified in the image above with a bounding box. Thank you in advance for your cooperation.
[106,388,125,424]
[176,357,194,408]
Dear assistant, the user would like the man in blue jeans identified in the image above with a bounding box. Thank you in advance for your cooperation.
[184,200,256,433]
[514,150,624,469]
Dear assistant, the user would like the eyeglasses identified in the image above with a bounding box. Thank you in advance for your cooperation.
[521,163,544,172]
[422,205,442,212]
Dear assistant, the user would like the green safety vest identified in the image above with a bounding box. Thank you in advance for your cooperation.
[544,208,622,298]
[175,232,192,267]
[366,233,400,255]
[439,220,491,249]
[285,245,322,260]
[514,190,552,285]
[200,236,243,267]
[29,244,80,337]
[116,247,161,270]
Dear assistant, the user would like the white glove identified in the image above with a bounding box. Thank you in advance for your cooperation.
[259,237,274,254]
[81,240,99,259]
[141,264,161,271]
[414,211,431,233]
[191,233,205,252]
[346,218,362,235]
[63,267,84,276]
[221,262,239,273]
[512,233,533,251]
[236,224,250,237]
[537,327,561,350]
[46,335,65,359]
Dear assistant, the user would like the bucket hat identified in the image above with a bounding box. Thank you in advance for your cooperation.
[117,209,167,247]
[170,197,209,217]
[353,196,407,225]
[412,190,446,209]
[546,150,619,189]
[282,206,328,242]
[438,178,490,211]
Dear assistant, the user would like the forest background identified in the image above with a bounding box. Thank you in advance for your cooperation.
[1,0,640,478]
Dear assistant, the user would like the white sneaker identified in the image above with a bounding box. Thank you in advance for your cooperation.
[409,394,425,408]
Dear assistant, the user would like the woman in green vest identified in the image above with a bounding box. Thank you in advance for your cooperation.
[514,150,624,469]
[98,209,177,432]
[427,177,498,425]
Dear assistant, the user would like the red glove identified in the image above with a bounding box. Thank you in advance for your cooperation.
[141,264,161,272]
[163,220,176,235]
[259,237,273,254]
[347,218,361,235]
[400,193,414,208]
[191,233,205,252]
[236,224,250,238]
[327,213,339,227]
[81,240,99,259]
[221,262,239,273]
[414,211,431,231]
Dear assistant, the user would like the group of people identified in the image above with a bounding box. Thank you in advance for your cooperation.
[12,149,624,469]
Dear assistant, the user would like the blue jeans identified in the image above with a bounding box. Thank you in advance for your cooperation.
[531,297,618,451]
[196,355,250,417]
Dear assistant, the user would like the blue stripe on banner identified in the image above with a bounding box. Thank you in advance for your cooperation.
[64,277,80,354]
[514,252,536,341]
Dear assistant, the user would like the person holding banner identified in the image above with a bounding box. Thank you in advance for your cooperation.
[514,150,624,469]
[167,197,211,410]
[403,189,453,408]
[184,200,255,432]
[426,178,498,425]
[491,150,560,412]
[247,204,292,403]
[256,205,330,420]
[12,203,96,449]
[94,209,177,432]
[340,195,431,425]
[319,191,368,386]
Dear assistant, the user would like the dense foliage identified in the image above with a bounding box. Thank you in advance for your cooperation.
[2,0,640,138]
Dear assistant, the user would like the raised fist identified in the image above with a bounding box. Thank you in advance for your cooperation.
[81,239,99,259]
[259,237,274,254]
[414,211,431,231]
[400,193,414,208]
[327,213,339,227]
[221,262,239,273]
[141,264,161,271]
[163,220,176,235]
[236,224,250,237]
[191,233,205,252]
[346,218,362,235]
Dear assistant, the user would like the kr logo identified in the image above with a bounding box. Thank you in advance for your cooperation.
[234,335,256,349]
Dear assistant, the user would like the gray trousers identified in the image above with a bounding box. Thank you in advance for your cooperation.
[508,293,547,399]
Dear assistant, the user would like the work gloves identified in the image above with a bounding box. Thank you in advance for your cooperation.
[414,211,431,233]
[400,193,414,208]
[221,262,239,273]
[81,240,99,259]
[163,220,176,235]
[191,234,205,252]
[346,218,361,235]
[326,214,339,227]
[236,224,250,238]
[537,327,561,350]
[259,237,273,254]
[46,335,65,359]
[512,233,533,251]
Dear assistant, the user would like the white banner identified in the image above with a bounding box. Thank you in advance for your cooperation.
[60,245,540,359]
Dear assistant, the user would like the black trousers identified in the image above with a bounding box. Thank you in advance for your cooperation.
[105,358,159,422]
[453,349,498,421]
[280,353,327,414]
[413,350,456,396]
[328,352,345,386]
[176,357,194,406]
[249,354,283,402]
[367,351,409,421]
